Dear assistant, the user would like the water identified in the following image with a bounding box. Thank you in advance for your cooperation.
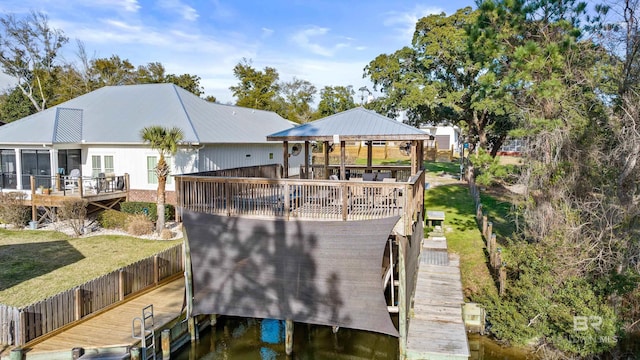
[174,317,640,359]
[173,316,399,360]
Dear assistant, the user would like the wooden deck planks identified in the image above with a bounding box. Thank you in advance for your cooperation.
[25,278,185,354]
[406,237,470,360]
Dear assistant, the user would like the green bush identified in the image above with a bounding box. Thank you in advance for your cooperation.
[120,201,175,222]
[97,209,128,229]
[0,192,30,228]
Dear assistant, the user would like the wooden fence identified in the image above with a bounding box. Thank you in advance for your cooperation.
[0,244,183,346]
[467,169,507,296]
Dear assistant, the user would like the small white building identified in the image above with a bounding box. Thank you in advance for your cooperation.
[0,83,303,202]
[420,124,462,155]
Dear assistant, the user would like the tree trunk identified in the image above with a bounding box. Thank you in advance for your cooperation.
[157,176,166,235]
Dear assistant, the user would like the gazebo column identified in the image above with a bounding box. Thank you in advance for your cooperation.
[323,141,330,179]
[283,141,289,178]
[340,140,346,180]
[410,140,419,175]
[304,141,310,179]
[366,141,373,173]
[417,140,424,171]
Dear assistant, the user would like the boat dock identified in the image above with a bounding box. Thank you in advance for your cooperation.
[405,233,470,360]
[8,278,185,360]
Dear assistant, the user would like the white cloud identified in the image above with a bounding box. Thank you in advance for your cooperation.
[85,0,141,13]
[291,26,350,57]
[261,27,274,38]
[384,5,443,43]
[158,0,199,21]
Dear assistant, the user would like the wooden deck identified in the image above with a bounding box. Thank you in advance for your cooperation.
[22,278,184,358]
[406,235,470,360]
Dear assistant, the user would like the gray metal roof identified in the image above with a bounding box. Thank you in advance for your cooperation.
[267,107,432,141]
[0,83,295,145]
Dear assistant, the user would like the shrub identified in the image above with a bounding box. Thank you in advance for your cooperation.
[97,209,128,229]
[0,192,29,228]
[121,201,175,222]
[160,229,174,240]
[126,214,154,236]
[58,199,88,237]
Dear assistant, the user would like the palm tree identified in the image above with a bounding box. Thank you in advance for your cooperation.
[140,125,184,234]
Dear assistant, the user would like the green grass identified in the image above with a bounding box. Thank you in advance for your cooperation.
[0,229,182,307]
[424,184,498,298]
[423,161,461,175]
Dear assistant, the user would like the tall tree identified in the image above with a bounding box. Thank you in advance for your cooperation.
[230,58,282,112]
[280,77,317,123]
[140,126,184,234]
[0,11,69,112]
[315,85,356,118]
[365,7,516,155]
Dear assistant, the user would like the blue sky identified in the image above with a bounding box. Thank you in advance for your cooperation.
[0,0,476,104]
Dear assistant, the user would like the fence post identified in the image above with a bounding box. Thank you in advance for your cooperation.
[119,270,126,301]
[486,222,493,241]
[154,255,159,285]
[482,216,488,238]
[489,234,496,256]
[476,204,483,222]
[74,288,82,321]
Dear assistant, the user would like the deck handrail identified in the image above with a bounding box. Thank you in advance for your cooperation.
[175,168,424,225]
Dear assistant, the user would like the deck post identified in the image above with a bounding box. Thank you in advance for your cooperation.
[125,173,131,201]
[9,348,22,360]
[398,235,407,359]
[323,141,330,179]
[130,347,141,360]
[283,141,289,179]
[340,140,346,180]
[285,319,294,355]
[366,141,373,173]
[161,329,171,359]
[183,231,197,342]
[30,176,36,223]
[304,141,310,179]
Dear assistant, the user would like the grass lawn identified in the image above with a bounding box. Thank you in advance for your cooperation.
[0,229,182,307]
[425,183,503,299]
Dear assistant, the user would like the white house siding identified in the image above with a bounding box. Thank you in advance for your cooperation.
[83,146,198,192]
[198,143,304,176]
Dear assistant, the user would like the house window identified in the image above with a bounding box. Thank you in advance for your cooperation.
[57,149,81,176]
[104,155,114,173]
[147,156,172,185]
[21,150,51,189]
[91,156,102,178]
[0,149,17,189]
[147,156,157,184]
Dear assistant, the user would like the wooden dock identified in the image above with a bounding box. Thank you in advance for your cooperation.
[19,278,185,359]
[406,235,470,360]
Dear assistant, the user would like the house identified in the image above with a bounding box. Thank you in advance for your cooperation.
[420,124,462,155]
[0,83,303,203]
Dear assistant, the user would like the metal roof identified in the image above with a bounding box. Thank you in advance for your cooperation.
[267,107,433,141]
[0,83,295,145]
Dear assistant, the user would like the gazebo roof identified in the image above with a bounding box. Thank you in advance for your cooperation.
[267,107,433,142]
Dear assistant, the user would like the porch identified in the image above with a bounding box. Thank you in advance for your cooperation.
[24,174,130,225]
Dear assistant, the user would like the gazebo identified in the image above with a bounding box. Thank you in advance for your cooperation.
[267,107,433,179]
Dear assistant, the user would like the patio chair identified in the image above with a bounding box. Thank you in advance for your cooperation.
[64,169,81,193]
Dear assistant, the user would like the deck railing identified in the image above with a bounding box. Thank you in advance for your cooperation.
[302,164,413,182]
[0,244,183,346]
[176,167,425,226]
[27,173,129,197]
